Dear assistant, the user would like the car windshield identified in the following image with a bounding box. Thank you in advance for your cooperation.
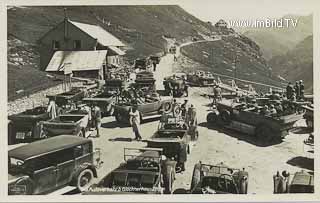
[156,131,185,139]
[201,176,238,194]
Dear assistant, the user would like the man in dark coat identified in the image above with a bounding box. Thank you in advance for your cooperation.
[299,80,305,100]
[286,82,294,100]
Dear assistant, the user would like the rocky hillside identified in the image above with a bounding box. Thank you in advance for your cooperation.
[180,30,284,88]
[241,15,312,60]
[269,35,313,93]
[8,5,213,62]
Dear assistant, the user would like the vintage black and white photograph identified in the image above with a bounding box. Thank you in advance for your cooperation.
[5,0,317,200]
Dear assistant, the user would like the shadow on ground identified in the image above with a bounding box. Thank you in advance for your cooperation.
[101,121,129,129]
[108,137,133,142]
[287,156,314,171]
[198,122,282,147]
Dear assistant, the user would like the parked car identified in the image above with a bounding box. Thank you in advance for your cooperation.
[83,93,116,117]
[189,162,249,194]
[187,71,215,87]
[114,96,172,124]
[146,113,198,172]
[8,106,50,145]
[46,88,87,107]
[8,135,100,195]
[42,110,89,137]
[163,74,188,97]
[206,99,304,143]
[273,170,314,193]
[83,147,176,194]
[133,71,156,93]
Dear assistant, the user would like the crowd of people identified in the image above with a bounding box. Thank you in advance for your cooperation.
[286,80,305,101]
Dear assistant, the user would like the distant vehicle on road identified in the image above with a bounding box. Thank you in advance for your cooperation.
[149,55,161,64]
[187,71,215,87]
[8,106,50,145]
[83,148,176,194]
[114,96,172,124]
[8,135,100,195]
[273,170,314,193]
[189,161,249,194]
[42,110,89,137]
[163,73,188,97]
[206,99,304,143]
[146,113,199,172]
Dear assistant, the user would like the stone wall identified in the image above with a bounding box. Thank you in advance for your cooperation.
[8,81,83,116]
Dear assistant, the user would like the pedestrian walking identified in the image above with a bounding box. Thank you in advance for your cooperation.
[183,80,189,97]
[174,55,177,62]
[214,85,222,101]
[187,104,197,126]
[92,103,102,137]
[153,62,157,72]
[129,105,142,141]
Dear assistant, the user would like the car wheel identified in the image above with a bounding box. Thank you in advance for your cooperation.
[162,102,172,113]
[190,163,201,191]
[76,169,94,192]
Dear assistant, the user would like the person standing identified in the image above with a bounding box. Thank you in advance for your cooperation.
[299,80,304,100]
[286,82,294,100]
[294,81,300,100]
[93,103,102,137]
[153,62,157,72]
[181,99,189,118]
[214,85,222,101]
[129,105,142,141]
[47,97,57,119]
[183,80,189,97]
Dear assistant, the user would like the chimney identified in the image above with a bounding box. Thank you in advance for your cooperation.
[64,8,68,39]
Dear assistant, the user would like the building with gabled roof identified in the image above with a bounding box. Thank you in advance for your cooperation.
[38,17,126,78]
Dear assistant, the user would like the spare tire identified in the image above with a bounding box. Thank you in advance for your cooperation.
[162,101,172,113]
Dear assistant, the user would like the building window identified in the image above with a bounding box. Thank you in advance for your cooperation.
[73,40,82,49]
[52,40,60,50]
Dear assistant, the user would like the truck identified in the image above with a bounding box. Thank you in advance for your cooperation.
[189,162,249,194]
[133,71,156,94]
[146,113,199,172]
[42,110,89,138]
[206,99,304,143]
[8,106,50,145]
[163,74,188,97]
[83,148,176,194]
[187,71,215,87]
[46,88,86,107]
[273,170,314,193]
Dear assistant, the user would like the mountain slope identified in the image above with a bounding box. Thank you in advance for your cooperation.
[269,35,313,93]
[8,5,213,60]
[241,15,312,60]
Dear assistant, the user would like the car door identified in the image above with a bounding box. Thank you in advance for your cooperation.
[56,148,76,187]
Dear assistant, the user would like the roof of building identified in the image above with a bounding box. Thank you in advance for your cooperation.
[46,50,108,72]
[108,46,126,56]
[9,135,90,161]
[69,20,125,47]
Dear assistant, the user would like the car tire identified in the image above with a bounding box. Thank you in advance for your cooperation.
[76,169,94,192]
[190,163,201,191]
[162,102,172,113]
[220,110,231,125]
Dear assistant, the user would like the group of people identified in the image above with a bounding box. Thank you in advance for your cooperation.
[286,80,305,101]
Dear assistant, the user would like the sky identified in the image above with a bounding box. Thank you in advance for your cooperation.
[179,0,315,23]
